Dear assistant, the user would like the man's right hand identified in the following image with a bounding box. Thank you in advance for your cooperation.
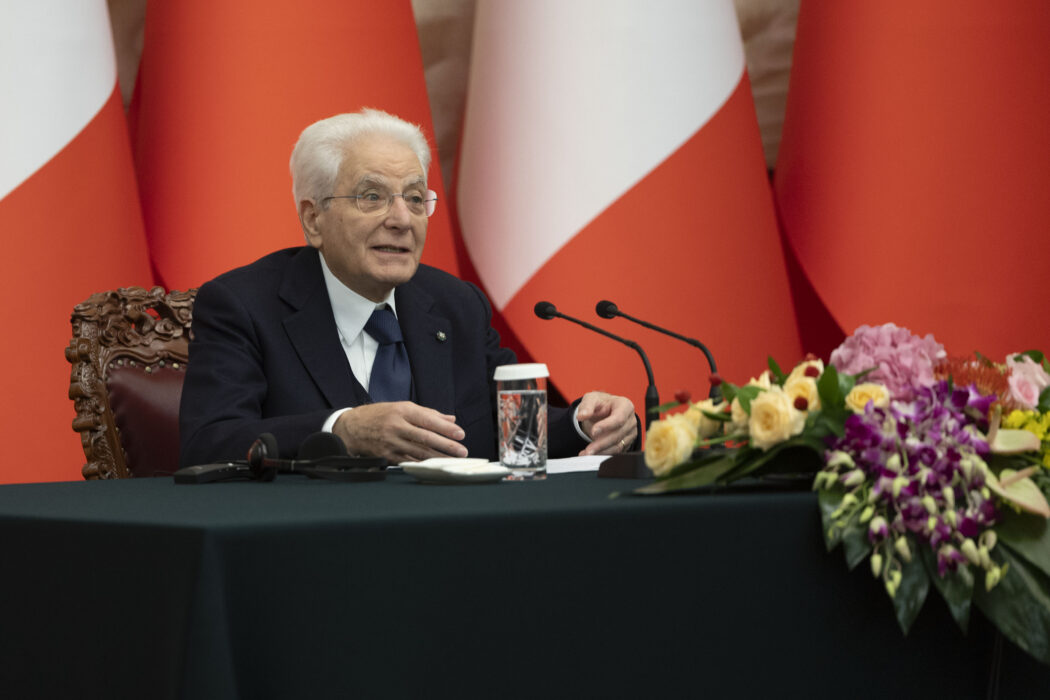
[332,402,468,463]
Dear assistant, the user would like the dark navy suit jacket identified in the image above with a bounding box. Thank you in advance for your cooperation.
[178,247,586,466]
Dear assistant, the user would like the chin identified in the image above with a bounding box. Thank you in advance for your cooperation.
[376,263,419,287]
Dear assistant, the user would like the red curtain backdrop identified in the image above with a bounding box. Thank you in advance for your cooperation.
[0,3,153,483]
[775,1,1050,358]
[129,0,458,293]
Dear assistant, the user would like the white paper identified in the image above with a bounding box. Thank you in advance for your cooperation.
[543,456,609,474]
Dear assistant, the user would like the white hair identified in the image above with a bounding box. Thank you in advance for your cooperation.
[289,109,432,208]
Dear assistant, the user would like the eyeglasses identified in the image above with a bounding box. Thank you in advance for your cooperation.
[323,189,438,217]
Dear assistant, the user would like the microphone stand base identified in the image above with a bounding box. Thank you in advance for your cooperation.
[597,452,652,479]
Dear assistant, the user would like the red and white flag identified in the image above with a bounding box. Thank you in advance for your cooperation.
[457,0,801,419]
[0,1,153,483]
[130,0,458,292]
[775,1,1050,357]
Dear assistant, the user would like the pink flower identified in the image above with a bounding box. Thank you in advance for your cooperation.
[1006,355,1050,409]
[830,323,946,400]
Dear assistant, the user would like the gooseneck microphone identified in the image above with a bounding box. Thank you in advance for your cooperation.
[596,300,720,399]
[534,301,658,430]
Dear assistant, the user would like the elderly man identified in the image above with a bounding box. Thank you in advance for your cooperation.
[179,109,637,466]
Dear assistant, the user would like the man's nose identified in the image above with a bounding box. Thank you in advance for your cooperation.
[384,195,413,226]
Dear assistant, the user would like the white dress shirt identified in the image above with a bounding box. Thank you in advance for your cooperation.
[318,254,397,432]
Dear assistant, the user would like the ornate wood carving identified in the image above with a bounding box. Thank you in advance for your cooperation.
[65,287,197,479]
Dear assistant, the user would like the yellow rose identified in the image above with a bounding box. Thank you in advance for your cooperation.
[748,386,806,451]
[726,373,773,437]
[728,396,750,436]
[683,398,724,439]
[644,414,697,476]
[783,375,820,412]
[845,383,890,414]
[748,372,773,390]
[787,359,825,383]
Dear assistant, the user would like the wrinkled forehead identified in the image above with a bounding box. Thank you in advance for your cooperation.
[337,134,426,190]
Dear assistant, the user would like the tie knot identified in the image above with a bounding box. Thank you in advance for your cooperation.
[365,306,403,345]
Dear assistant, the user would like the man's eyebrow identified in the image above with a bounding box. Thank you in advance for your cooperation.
[355,175,389,189]
[354,175,426,190]
[403,175,426,189]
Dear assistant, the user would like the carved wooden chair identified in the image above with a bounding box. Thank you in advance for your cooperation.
[66,287,196,479]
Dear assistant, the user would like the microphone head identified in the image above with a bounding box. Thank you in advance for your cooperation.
[247,432,279,481]
[595,300,619,319]
[534,301,558,320]
[297,432,348,461]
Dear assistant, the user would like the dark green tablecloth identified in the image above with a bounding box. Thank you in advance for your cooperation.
[0,471,1045,698]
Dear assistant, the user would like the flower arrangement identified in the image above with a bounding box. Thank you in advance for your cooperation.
[636,323,1050,666]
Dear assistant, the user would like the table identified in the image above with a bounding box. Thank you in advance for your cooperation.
[0,471,1046,698]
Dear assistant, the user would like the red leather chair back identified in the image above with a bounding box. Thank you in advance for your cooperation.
[66,288,196,479]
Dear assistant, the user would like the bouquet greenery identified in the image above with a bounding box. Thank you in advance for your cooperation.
[636,323,1050,666]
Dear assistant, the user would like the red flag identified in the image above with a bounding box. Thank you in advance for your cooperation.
[457,0,801,420]
[775,2,1050,357]
[0,2,153,483]
[130,0,457,291]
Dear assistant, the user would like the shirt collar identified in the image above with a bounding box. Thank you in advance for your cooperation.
[318,252,397,344]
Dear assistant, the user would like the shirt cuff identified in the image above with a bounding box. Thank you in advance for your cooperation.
[322,407,353,433]
[572,403,592,443]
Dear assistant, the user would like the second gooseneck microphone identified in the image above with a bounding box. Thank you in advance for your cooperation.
[534,301,658,430]
[596,299,720,399]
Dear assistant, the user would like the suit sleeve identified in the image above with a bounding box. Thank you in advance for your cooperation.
[178,279,332,466]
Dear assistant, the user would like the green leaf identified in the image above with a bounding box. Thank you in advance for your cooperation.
[853,367,877,382]
[837,371,856,402]
[815,367,850,436]
[767,356,786,384]
[918,544,973,634]
[975,546,1050,666]
[1017,349,1047,365]
[1039,385,1050,414]
[718,444,778,481]
[734,385,763,413]
[818,489,845,551]
[816,365,855,429]
[633,457,735,495]
[817,365,844,407]
[720,381,739,405]
[699,408,730,423]
[650,401,681,415]
[662,448,733,479]
[996,512,1050,580]
[841,520,872,571]
[792,433,830,454]
[811,406,846,439]
[892,553,931,635]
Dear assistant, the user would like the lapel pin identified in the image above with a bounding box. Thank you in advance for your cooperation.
[435,331,447,342]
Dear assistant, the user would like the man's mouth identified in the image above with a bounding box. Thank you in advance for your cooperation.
[372,245,410,254]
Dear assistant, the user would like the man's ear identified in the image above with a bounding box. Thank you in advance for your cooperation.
[298,199,323,248]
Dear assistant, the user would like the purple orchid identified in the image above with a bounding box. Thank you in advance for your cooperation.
[824,379,1001,581]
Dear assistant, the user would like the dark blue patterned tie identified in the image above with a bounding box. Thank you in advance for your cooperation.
[364,306,412,402]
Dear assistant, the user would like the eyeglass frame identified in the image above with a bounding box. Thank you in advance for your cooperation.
[321,189,438,217]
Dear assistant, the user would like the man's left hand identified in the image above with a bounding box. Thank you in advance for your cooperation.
[576,391,638,456]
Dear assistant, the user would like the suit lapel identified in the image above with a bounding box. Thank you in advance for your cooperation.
[396,281,455,415]
[279,248,369,408]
